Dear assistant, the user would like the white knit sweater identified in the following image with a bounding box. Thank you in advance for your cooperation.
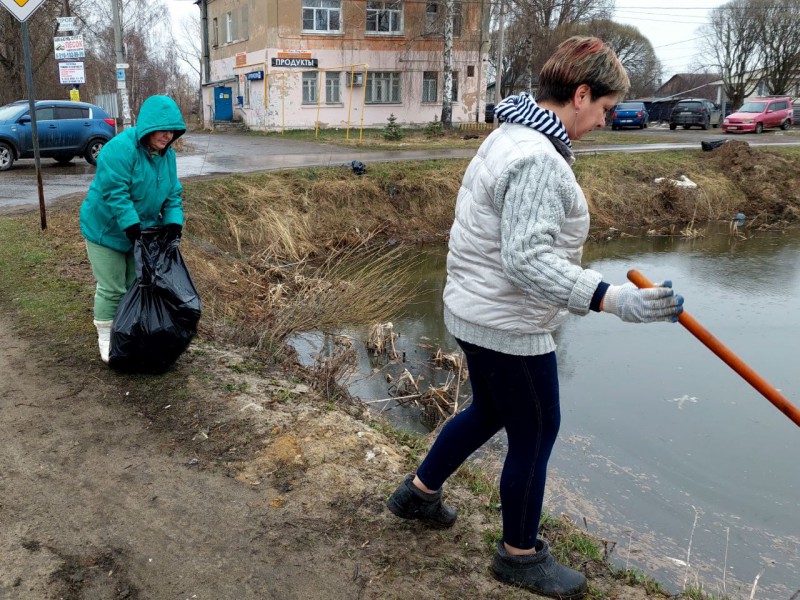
[442,123,603,356]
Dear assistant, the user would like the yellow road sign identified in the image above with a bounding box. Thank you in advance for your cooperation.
[1,0,47,21]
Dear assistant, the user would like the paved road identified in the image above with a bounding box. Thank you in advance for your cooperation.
[2,128,799,210]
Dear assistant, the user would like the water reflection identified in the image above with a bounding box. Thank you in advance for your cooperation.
[291,223,800,596]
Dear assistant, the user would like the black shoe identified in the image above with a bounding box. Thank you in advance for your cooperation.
[386,474,457,528]
[491,539,587,599]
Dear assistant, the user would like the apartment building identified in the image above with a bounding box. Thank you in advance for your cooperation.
[200,0,489,130]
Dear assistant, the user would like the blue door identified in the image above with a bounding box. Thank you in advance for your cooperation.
[214,87,233,121]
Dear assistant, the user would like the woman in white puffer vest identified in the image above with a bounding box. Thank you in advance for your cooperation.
[387,37,685,599]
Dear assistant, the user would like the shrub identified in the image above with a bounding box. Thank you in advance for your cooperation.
[382,113,403,140]
[424,116,444,137]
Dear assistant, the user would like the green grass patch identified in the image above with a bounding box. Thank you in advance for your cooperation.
[248,125,488,151]
[0,216,94,359]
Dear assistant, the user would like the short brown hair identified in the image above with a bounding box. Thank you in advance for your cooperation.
[537,36,629,104]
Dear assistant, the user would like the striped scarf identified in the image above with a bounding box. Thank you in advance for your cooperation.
[493,92,572,148]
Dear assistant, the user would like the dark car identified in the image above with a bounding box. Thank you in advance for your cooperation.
[611,101,648,129]
[669,98,722,130]
[485,102,496,124]
[0,100,115,171]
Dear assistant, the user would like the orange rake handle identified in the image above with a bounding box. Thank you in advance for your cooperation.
[627,269,800,429]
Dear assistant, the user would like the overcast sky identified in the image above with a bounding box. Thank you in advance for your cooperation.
[613,0,728,80]
[166,0,730,81]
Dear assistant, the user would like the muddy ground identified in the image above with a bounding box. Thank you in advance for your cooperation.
[0,298,661,599]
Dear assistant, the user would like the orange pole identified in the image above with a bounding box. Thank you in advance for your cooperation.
[627,269,800,428]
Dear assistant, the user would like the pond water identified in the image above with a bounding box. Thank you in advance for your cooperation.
[291,223,800,597]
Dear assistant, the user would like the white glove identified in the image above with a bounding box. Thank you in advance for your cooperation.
[603,281,683,323]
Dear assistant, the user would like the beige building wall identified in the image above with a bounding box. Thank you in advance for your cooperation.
[201,0,488,129]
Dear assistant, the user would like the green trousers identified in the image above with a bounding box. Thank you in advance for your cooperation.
[85,240,136,321]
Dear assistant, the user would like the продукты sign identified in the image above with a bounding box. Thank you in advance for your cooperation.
[271,57,318,68]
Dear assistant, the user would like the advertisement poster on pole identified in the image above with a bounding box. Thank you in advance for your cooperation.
[59,61,86,85]
[56,16,77,32]
[54,34,85,59]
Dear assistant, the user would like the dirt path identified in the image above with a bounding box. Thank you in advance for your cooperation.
[0,314,366,599]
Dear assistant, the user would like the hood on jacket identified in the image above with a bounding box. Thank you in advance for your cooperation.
[135,95,186,150]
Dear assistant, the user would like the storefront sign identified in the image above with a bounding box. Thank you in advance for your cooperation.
[277,50,311,59]
[245,70,264,81]
[271,57,318,68]
[58,61,85,85]
[53,34,85,59]
[235,52,247,67]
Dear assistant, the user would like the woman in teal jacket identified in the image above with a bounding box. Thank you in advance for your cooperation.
[80,95,186,363]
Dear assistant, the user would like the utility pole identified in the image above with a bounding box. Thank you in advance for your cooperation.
[112,0,131,128]
[23,22,46,230]
[493,0,506,129]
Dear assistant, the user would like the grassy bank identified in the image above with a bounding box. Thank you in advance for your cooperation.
[2,144,795,598]
[246,123,785,150]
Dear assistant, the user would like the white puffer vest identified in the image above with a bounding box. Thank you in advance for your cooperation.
[443,124,596,354]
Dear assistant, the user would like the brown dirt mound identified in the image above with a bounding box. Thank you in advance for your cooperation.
[703,140,800,224]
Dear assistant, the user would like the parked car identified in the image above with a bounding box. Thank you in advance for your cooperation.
[485,102,496,124]
[722,96,794,134]
[611,101,648,129]
[669,98,723,130]
[0,100,115,171]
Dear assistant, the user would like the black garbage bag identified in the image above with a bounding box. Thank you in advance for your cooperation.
[109,227,202,373]
[349,160,367,175]
[701,139,729,152]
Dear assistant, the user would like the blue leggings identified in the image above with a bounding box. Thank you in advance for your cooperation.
[416,339,561,550]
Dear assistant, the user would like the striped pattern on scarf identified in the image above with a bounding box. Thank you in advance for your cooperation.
[493,92,572,148]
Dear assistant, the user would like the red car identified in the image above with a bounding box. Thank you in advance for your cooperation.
[722,96,793,134]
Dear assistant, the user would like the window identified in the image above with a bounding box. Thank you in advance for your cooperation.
[35,107,54,120]
[224,12,236,43]
[424,1,460,35]
[425,2,438,34]
[366,71,401,103]
[326,72,341,103]
[451,71,459,101]
[212,18,219,46]
[244,79,251,106]
[422,72,438,103]
[302,0,341,32]
[303,71,319,104]
[56,106,89,119]
[466,65,475,77]
[366,1,402,33]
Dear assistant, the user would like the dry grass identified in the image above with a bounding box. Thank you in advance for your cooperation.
[185,163,463,261]
[180,146,800,357]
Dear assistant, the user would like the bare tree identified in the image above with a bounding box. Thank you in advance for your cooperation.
[700,0,762,109]
[753,0,800,95]
[175,12,202,86]
[575,19,662,97]
[489,0,614,98]
[0,1,73,104]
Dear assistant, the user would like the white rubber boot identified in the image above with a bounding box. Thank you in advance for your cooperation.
[93,319,113,363]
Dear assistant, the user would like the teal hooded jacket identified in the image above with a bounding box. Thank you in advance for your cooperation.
[80,95,186,252]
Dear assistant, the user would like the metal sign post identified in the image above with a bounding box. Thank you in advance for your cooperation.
[22,22,46,230]
[2,0,50,230]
